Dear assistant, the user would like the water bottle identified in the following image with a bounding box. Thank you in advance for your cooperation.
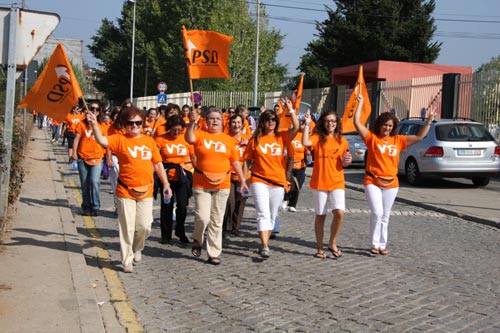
[342,149,350,167]
[72,160,78,171]
[237,186,249,200]
[163,189,171,204]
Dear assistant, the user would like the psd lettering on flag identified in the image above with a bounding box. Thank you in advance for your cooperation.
[181,25,234,80]
[18,43,82,123]
[342,65,371,133]
[278,73,304,132]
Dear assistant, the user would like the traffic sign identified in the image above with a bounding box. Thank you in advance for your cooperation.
[157,93,167,105]
[190,91,202,105]
[157,81,167,92]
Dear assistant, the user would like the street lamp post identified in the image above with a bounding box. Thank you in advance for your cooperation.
[253,0,260,107]
[129,0,136,101]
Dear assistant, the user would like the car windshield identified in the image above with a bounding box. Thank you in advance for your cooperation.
[436,124,494,142]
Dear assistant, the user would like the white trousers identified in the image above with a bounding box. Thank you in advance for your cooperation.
[364,184,398,250]
[117,197,153,267]
[250,182,285,232]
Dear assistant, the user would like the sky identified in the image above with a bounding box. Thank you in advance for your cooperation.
[13,0,500,76]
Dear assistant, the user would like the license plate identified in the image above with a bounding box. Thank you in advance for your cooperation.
[457,149,481,156]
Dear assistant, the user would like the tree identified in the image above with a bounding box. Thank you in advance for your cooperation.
[89,0,286,103]
[298,0,441,88]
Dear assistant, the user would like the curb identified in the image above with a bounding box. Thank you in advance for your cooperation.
[47,134,105,333]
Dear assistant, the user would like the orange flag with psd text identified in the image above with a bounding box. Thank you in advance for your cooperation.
[182,25,234,80]
[18,43,83,123]
[342,65,371,133]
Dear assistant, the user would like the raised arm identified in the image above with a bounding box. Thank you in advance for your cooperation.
[353,94,369,140]
[184,110,199,144]
[86,111,108,148]
[406,107,436,146]
[302,111,313,147]
[284,98,300,140]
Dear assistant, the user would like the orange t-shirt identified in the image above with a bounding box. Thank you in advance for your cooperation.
[290,131,306,170]
[100,122,112,136]
[192,130,239,189]
[244,132,291,187]
[75,122,106,160]
[64,113,85,132]
[364,131,408,188]
[155,134,194,181]
[151,117,167,137]
[307,134,349,191]
[107,134,163,199]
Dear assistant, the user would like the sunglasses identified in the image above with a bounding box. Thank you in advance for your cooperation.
[325,119,337,123]
[265,117,277,122]
[89,106,100,111]
[126,120,143,127]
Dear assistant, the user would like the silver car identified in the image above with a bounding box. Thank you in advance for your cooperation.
[343,131,367,165]
[397,118,500,186]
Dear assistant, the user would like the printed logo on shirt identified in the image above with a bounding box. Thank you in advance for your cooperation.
[236,144,246,157]
[203,139,226,153]
[377,144,398,157]
[71,118,81,124]
[258,143,282,156]
[165,144,188,156]
[292,140,303,149]
[84,129,94,139]
[127,145,153,160]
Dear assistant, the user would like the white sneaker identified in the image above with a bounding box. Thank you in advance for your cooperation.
[123,264,133,273]
[288,206,297,212]
[281,201,288,211]
[260,247,271,258]
[133,251,142,263]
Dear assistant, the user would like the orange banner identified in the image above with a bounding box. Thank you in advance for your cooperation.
[182,25,234,80]
[342,65,371,133]
[278,74,305,132]
[18,43,83,123]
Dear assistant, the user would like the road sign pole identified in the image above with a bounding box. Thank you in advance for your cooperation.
[0,8,19,217]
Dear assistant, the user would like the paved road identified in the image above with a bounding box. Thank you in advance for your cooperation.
[56,143,500,332]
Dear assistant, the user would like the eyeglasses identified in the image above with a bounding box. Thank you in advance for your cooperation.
[324,119,337,123]
[265,117,277,122]
[126,120,143,127]
[170,127,183,132]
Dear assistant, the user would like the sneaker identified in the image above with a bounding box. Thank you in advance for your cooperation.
[281,200,288,211]
[82,209,92,216]
[260,247,271,258]
[133,251,142,263]
[91,209,98,217]
[269,233,277,240]
[122,264,133,273]
[288,206,297,212]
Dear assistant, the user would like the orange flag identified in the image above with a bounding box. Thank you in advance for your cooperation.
[182,25,234,80]
[342,65,371,133]
[278,74,304,132]
[18,43,83,123]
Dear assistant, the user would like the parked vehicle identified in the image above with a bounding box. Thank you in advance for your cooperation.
[397,118,500,186]
[343,131,367,166]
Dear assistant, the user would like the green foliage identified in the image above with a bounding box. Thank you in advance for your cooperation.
[299,0,442,88]
[89,0,286,103]
[476,55,500,75]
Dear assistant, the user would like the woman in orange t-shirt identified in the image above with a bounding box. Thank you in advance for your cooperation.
[88,106,172,273]
[354,95,434,256]
[303,110,352,259]
[71,102,106,216]
[243,98,299,258]
[185,107,248,265]
[155,115,195,244]
[222,113,250,238]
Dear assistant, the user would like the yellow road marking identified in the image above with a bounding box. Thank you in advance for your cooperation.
[68,175,144,332]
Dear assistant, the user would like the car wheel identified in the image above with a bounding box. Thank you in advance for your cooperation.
[405,158,422,186]
[472,177,490,187]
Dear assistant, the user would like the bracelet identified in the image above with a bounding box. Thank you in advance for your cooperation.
[289,109,296,113]
[305,123,310,126]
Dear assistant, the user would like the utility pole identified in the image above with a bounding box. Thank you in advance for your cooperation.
[252,0,260,107]
[129,0,136,101]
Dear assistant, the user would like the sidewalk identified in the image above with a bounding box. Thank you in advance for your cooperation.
[0,129,104,333]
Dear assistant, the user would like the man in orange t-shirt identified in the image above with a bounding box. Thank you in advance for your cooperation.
[62,106,85,161]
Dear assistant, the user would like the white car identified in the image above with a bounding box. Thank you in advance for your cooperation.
[397,118,500,186]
